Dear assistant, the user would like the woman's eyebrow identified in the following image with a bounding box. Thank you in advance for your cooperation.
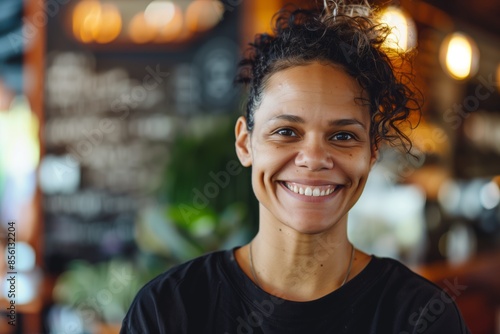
[268,114,305,123]
[269,115,367,130]
[328,118,367,130]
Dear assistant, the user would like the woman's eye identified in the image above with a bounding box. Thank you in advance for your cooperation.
[332,133,353,141]
[276,128,297,137]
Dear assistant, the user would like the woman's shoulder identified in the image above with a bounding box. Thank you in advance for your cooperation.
[365,256,459,303]
[120,249,234,333]
[371,256,454,294]
[362,256,470,333]
[140,248,232,294]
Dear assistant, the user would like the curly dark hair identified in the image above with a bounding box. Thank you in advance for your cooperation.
[236,3,421,152]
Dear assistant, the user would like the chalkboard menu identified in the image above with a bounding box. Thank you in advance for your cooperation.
[41,0,241,273]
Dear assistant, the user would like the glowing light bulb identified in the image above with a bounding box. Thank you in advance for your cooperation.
[128,12,158,44]
[145,1,176,28]
[72,1,121,44]
[186,0,224,33]
[440,32,479,80]
[94,3,122,44]
[73,0,101,43]
[379,6,417,52]
[154,4,184,42]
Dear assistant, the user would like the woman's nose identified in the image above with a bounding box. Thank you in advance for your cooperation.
[295,137,334,171]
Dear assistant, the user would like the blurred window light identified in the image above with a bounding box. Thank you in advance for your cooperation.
[47,305,85,334]
[348,167,426,260]
[460,180,484,219]
[379,6,417,52]
[0,96,40,176]
[438,224,476,265]
[440,32,479,80]
[39,155,81,194]
[480,181,500,210]
[0,96,39,222]
[438,180,461,215]
[5,242,36,272]
[2,271,39,305]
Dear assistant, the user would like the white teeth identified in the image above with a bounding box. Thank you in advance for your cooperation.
[284,182,336,197]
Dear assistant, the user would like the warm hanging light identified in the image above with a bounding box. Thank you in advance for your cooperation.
[128,12,158,44]
[72,1,122,44]
[155,8,184,43]
[144,1,176,28]
[72,0,225,44]
[72,0,101,43]
[440,32,479,80]
[379,6,417,52]
[94,3,122,44]
[144,1,184,43]
[185,0,224,33]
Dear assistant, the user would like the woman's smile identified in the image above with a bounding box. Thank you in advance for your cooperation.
[278,180,344,203]
[282,181,339,197]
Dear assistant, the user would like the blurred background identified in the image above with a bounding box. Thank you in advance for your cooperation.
[0,0,498,333]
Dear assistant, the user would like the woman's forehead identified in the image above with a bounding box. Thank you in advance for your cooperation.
[261,63,367,107]
[252,64,371,127]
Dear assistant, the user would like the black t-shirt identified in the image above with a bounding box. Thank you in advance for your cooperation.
[120,248,470,334]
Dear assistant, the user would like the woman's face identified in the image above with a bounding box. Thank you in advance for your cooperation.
[235,62,377,234]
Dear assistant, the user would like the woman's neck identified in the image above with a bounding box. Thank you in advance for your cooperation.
[236,209,370,302]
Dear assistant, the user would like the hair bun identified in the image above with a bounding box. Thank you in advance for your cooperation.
[322,0,372,21]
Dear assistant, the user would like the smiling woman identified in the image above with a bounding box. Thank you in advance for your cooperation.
[235,64,375,238]
[120,2,471,333]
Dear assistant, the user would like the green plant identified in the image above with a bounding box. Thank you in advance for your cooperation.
[53,256,165,325]
[159,115,257,250]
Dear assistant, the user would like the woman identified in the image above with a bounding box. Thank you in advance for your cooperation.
[121,2,470,333]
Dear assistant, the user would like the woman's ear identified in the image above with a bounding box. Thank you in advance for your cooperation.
[235,116,252,167]
[370,145,379,169]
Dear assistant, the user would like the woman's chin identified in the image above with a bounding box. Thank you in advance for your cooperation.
[282,217,343,235]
